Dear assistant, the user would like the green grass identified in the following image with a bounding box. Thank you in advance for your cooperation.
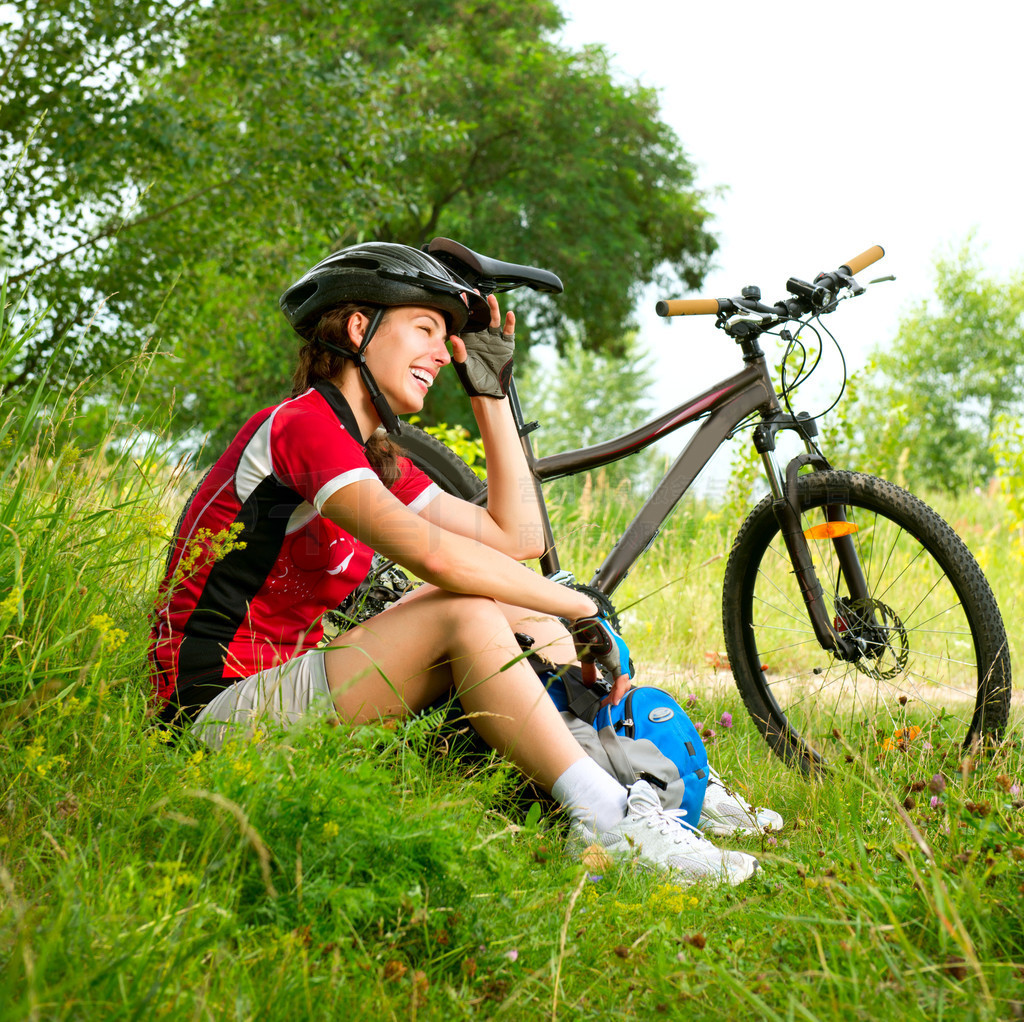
[2,327,1023,1019]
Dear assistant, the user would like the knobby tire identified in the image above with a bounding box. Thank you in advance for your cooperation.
[722,470,1011,773]
[394,423,485,501]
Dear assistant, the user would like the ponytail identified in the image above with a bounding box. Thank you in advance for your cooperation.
[292,304,401,489]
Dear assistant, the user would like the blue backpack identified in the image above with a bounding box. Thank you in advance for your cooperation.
[540,664,710,826]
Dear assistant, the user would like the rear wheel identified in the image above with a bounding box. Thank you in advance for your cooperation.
[394,423,485,501]
[722,470,1011,772]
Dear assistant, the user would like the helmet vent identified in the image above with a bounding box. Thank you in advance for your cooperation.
[287,281,319,306]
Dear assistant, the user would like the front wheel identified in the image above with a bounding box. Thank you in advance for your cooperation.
[722,470,1011,772]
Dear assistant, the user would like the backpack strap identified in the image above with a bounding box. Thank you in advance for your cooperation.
[527,655,603,724]
[595,721,641,785]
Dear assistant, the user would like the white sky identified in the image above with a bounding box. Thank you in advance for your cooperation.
[551,0,1024,476]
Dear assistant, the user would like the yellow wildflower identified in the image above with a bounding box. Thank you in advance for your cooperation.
[136,506,170,538]
[24,736,46,766]
[152,862,198,900]
[229,756,257,783]
[89,613,128,650]
[0,587,22,619]
[58,695,82,717]
[24,738,67,778]
[175,524,247,582]
[651,883,689,914]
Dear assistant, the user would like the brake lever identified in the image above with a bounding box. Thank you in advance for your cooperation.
[814,268,864,298]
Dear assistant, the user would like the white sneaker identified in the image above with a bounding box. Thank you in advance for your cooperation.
[698,768,785,837]
[570,781,759,886]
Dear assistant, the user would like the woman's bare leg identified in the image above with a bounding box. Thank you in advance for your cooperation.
[323,589,586,790]
[396,583,579,666]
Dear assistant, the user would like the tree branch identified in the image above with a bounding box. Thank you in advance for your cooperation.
[9,171,244,284]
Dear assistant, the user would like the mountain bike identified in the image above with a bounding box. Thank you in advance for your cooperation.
[389,238,1012,773]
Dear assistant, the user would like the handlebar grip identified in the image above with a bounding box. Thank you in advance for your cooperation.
[655,298,721,317]
[840,245,885,276]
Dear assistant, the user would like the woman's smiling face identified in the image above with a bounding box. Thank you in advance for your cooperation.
[360,305,452,415]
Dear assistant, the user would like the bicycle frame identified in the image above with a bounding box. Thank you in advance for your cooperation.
[510,354,779,592]
[507,337,868,662]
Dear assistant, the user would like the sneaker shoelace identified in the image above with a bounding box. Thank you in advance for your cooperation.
[632,798,704,842]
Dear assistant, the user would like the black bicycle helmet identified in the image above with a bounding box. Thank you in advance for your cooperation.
[279,242,490,338]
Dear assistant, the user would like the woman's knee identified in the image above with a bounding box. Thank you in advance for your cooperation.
[498,603,576,665]
[438,592,512,637]
[393,587,511,642]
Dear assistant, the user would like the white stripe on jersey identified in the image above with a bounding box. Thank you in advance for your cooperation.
[284,502,319,535]
[406,482,442,514]
[236,412,277,503]
[313,468,377,512]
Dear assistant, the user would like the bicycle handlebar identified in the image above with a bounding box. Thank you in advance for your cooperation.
[654,298,722,317]
[840,245,885,276]
[655,244,885,319]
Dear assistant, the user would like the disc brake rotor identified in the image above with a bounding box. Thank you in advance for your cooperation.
[833,597,909,680]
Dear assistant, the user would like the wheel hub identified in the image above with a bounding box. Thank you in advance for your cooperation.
[833,596,909,680]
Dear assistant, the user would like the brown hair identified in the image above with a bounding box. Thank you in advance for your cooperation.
[291,304,401,489]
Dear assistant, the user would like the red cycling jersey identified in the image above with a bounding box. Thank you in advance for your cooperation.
[150,381,438,715]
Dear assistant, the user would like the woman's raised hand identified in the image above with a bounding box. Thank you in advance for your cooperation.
[449,294,516,399]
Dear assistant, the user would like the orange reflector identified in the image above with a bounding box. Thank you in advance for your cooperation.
[803,521,860,540]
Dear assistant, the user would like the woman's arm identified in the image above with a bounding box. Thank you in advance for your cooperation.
[418,297,545,560]
[322,478,594,622]
[418,395,544,560]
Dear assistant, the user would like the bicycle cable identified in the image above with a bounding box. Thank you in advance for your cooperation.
[779,318,823,412]
[719,297,851,449]
[808,315,849,421]
[776,308,852,464]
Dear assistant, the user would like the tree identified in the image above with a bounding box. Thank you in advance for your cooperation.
[361,1,715,352]
[834,241,1024,491]
[2,0,716,453]
[2,0,435,397]
[1,1,197,388]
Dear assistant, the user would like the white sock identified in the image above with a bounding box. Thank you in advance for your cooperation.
[551,757,628,834]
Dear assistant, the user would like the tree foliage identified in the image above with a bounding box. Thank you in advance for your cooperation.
[834,242,1024,491]
[2,0,716,451]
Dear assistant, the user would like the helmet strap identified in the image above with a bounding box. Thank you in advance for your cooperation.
[318,307,403,436]
[359,363,403,437]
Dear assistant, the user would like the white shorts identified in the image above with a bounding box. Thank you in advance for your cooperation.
[190,651,337,751]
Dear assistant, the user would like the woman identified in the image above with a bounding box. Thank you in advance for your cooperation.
[150,242,767,884]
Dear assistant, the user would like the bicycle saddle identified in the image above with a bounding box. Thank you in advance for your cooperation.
[426,237,563,296]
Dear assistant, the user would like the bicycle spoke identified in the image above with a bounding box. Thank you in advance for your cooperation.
[723,471,1008,771]
[754,558,807,618]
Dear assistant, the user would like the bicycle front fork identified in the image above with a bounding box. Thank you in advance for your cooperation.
[755,417,867,663]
